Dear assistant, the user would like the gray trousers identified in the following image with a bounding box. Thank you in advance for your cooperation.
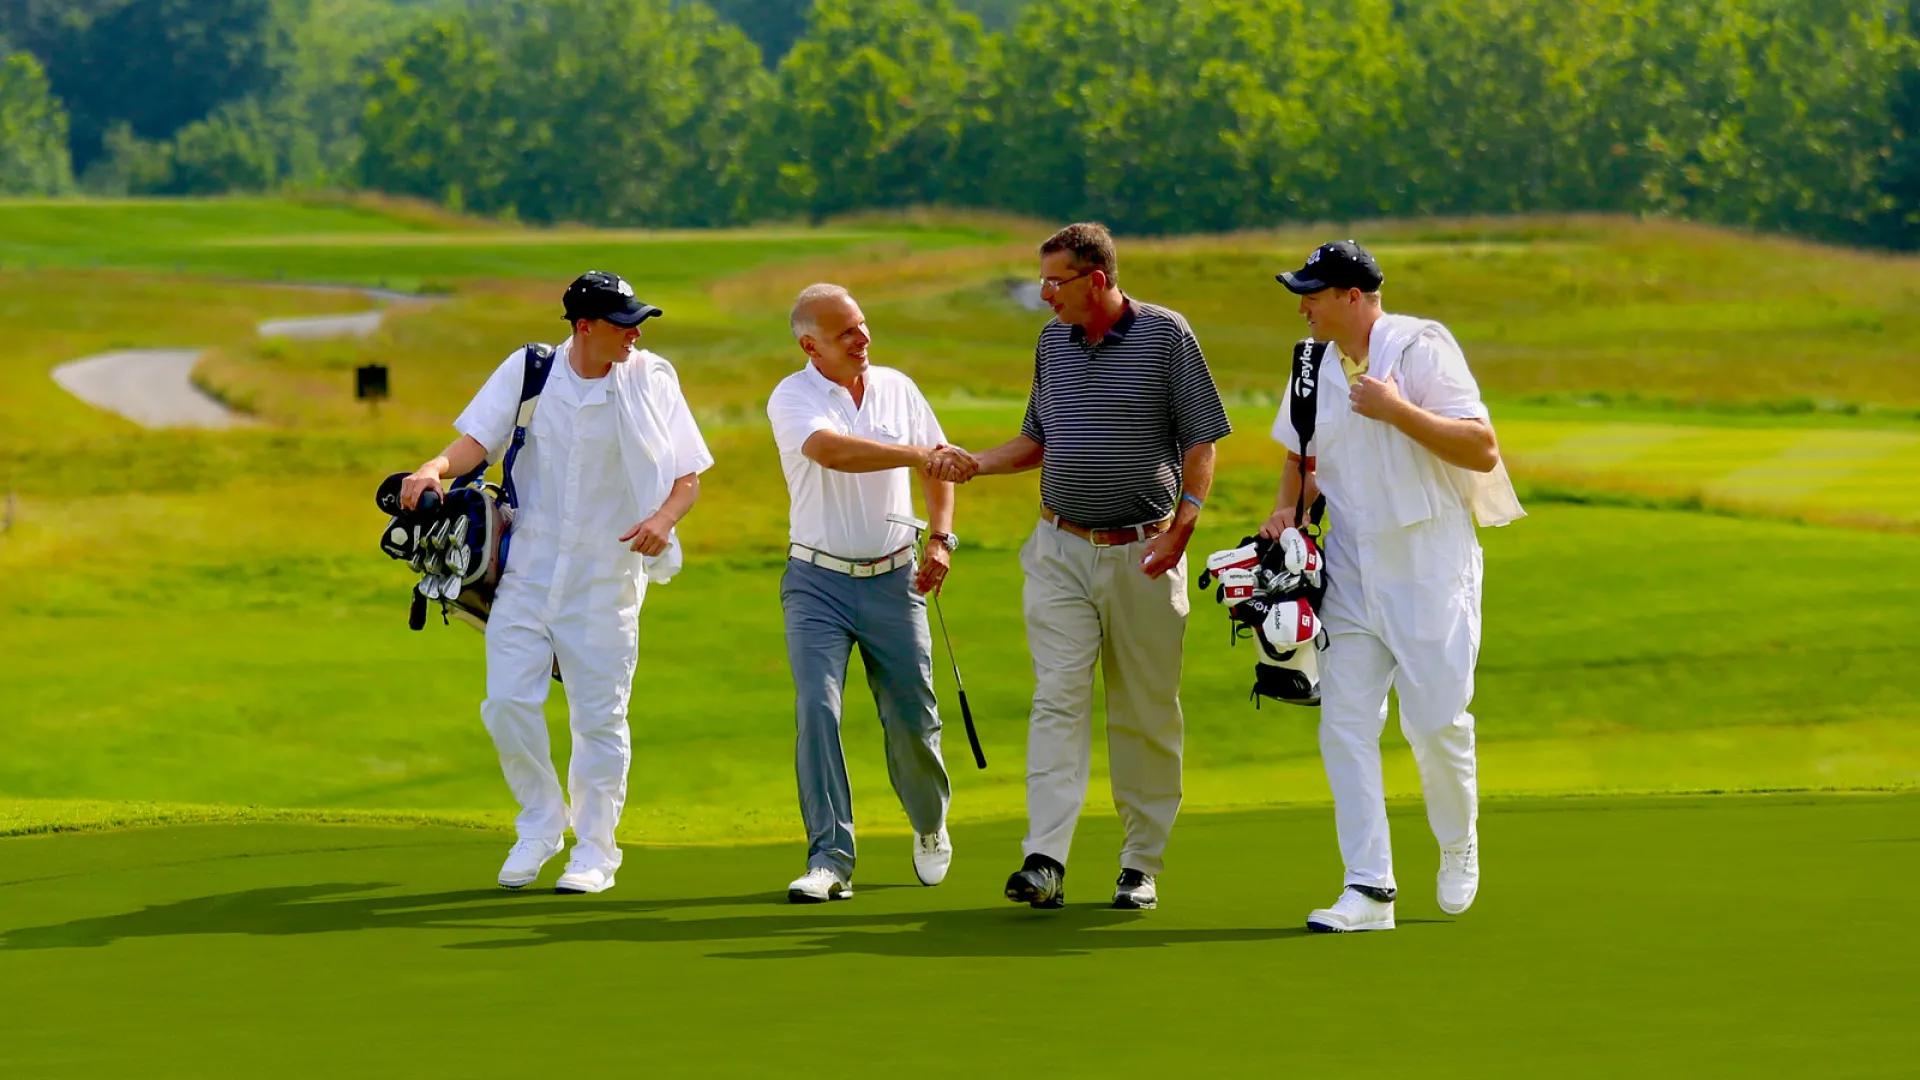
[1021,520,1190,876]
[782,556,951,878]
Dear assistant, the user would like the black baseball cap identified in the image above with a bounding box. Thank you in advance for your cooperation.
[562,270,663,327]
[1276,240,1385,294]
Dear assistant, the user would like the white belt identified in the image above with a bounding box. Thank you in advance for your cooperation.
[789,544,914,578]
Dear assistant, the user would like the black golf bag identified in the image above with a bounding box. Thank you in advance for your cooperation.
[376,343,555,634]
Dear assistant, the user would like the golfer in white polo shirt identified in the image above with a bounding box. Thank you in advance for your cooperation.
[767,283,956,903]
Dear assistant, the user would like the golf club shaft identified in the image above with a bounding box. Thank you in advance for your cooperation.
[932,592,986,770]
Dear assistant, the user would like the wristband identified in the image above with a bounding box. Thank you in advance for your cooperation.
[1181,493,1205,512]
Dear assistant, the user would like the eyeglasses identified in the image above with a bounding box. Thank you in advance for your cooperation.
[1038,269,1095,294]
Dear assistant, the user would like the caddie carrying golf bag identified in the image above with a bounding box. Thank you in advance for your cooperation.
[375,343,555,635]
[1196,338,1335,706]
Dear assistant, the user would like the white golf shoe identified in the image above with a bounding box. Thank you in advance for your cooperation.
[913,828,953,886]
[1438,838,1480,915]
[1307,887,1396,933]
[497,838,564,889]
[787,867,853,903]
[554,861,617,895]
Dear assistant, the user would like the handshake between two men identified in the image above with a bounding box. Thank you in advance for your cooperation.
[923,444,981,484]
[911,436,1198,581]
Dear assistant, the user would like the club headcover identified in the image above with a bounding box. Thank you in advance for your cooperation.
[1215,566,1258,605]
[1261,597,1322,651]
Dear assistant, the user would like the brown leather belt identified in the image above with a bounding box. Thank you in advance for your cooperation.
[1041,507,1172,548]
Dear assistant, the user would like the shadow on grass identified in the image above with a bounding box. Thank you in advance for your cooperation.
[0,881,1317,958]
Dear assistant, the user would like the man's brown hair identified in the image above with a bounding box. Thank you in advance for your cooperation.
[1040,222,1118,287]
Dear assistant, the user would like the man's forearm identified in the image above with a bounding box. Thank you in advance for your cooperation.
[1172,442,1217,530]
[423,434,490,478]
[923,474,955,535]
[976,434,1044,476]
[1388,406,1499,472]
[1275,453,1302,513]
[804,432,932,474]
[655,473,699,524]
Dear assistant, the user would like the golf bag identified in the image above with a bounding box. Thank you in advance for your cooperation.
[376,343,555,634]
[1196,338,1334,706]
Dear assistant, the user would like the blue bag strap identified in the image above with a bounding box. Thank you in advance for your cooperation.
[499,343,556,509]
[442,343,553,578]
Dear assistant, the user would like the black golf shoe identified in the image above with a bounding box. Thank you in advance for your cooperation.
[1004,853,1065,909]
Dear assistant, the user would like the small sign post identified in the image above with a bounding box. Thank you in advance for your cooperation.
[356,364,390,418]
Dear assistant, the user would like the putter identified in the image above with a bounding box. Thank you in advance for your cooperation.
[888,513,986,769]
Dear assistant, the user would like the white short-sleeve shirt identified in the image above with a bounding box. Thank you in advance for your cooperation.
[454,339,711,597]
[1271,320,1488,536]
[767,363,944,560]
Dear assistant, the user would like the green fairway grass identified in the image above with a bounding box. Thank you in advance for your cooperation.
[1,794,1913,1077]
[4,498,1915,843]
[0,196,1018,293]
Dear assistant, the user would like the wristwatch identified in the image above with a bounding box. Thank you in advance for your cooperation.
[928,531,959,552]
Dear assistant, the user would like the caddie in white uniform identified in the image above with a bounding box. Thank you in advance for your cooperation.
[399,270,714,895]
[767,283,956,903]
[1262,241,1524,932]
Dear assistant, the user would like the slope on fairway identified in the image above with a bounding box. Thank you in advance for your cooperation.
[0,793,1911,1078]
[4,501,1916,841]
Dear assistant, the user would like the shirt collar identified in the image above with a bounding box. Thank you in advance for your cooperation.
[554,336,611,405]
[802,360,858,402]
[1068,297,1136,346]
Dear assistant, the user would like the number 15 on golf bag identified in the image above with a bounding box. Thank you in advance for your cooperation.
[888,513,986,769]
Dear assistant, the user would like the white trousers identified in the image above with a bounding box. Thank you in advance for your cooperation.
[1318,522,1481,892]
[480,572,644,871]
[1021,521,1190,876]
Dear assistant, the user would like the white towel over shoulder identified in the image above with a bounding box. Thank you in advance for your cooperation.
[1368,315,1525,530]
[610,349,716,583]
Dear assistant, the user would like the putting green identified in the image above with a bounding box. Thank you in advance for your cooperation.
[1,794,1911,1077]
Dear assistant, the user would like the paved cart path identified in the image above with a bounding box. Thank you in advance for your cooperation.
[49,291,421,428]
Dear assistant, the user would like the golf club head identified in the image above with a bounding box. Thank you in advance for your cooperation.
[421,575,443,600]
[885,512,929,534]
[442,573,462,600]
[375,472,408,515]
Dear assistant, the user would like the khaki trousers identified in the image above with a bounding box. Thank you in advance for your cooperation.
[1020,519,1190,876]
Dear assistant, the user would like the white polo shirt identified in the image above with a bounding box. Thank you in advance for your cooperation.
[767,363,944,560]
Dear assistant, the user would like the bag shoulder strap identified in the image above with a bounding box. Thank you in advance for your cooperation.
[1290,340,1330,525]
[500,342,555,507]
[449,344,553,497]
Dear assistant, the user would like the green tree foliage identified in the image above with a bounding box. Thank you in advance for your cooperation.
[980,0,1408,231]
[9,0,1920,250]
[0,48,72,194]
[7,0,284,171]
[753,0,994,221]
[360,0,768,225]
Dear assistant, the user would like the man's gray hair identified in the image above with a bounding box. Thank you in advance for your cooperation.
[790,283,853,341]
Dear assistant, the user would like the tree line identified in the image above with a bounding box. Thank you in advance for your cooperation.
[4,0,1918,250]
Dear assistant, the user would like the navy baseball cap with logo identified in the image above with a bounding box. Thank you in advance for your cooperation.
[1276,240,1385,294]
[563,270,663,327]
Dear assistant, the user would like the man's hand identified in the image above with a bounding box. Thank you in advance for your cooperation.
[400,464,446,511]
[1258,507,1299,540]
[914,543,951,595]
[927,444,978,483]
[1139,520,1194,579]
[620,513,675,556]
[1349,373,1407,422]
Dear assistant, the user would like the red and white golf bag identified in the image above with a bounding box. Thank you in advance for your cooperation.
[1196,337,1335,707]
[1199,528,1328,706]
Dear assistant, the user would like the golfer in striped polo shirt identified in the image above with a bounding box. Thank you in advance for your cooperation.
[934,222,1232,910]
